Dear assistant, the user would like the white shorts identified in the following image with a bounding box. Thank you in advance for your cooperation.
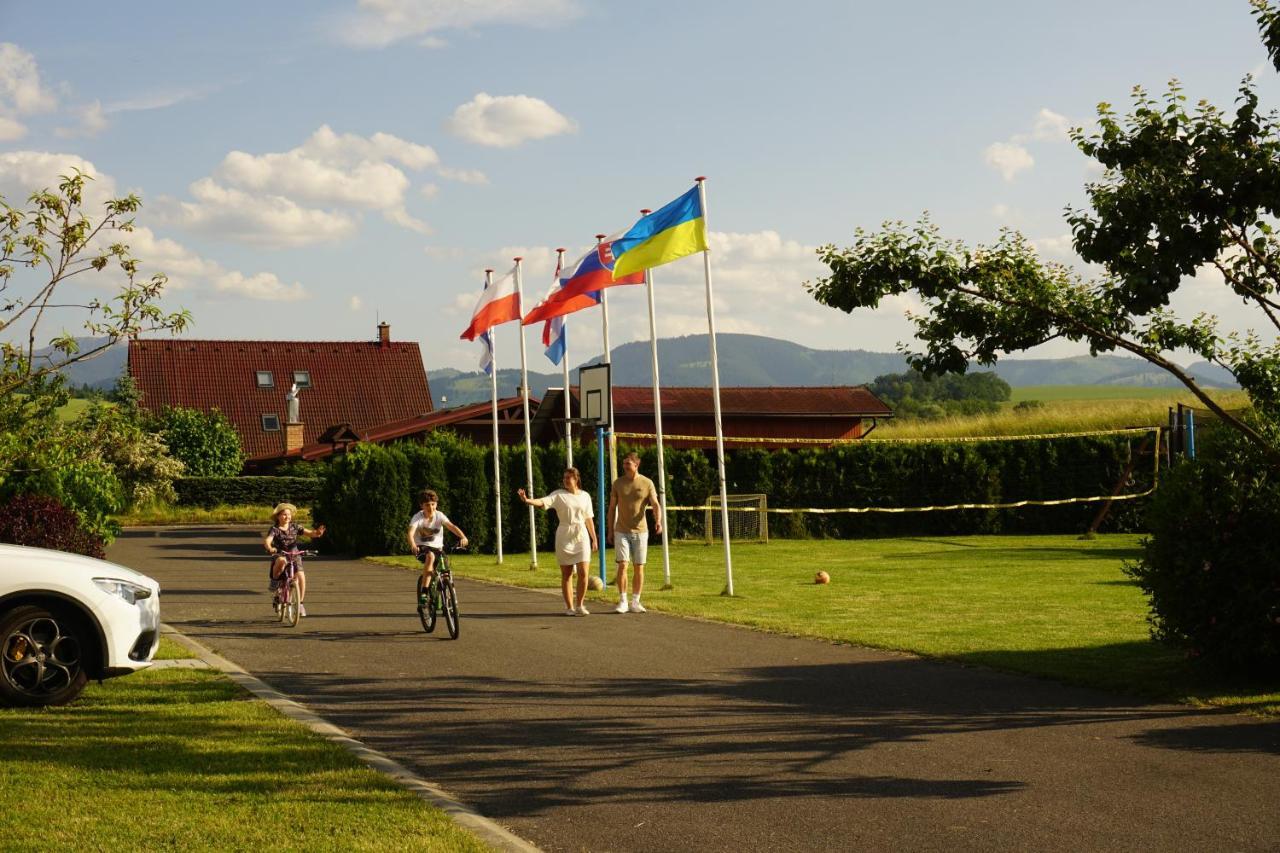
[615,531,648,566]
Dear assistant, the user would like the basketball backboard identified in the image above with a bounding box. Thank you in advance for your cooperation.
[579,363,611,428]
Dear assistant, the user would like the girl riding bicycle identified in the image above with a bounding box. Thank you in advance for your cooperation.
[408,489,468,607]
[265,503,325,617]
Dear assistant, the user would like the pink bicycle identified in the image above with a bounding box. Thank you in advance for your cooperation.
[271,549,316,627]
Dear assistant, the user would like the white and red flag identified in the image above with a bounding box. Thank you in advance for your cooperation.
[459,264,520,341]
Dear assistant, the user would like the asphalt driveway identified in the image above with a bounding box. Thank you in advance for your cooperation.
[109,527,1280,853]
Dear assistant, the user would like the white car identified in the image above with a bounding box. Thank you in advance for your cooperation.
[0,544,161,707]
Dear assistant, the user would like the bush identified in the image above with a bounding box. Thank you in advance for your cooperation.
[151,407,244,477]
[1127,427,1280,672]
[0,493,105,558]
[174,476,322,508]
[314,444,411,556]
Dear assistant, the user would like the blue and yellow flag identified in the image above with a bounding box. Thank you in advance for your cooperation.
[610,185,708,279]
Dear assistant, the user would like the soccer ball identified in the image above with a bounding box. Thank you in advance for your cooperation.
[587,575,604,591]
[814,570,831,585]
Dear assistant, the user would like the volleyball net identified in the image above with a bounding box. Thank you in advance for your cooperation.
[613,426,1163,539]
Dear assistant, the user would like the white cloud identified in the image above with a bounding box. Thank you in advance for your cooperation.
[160,178,359,248]
[1031,234,1075,259]
[0,150,305,302]
[214,270,307,301]
[1015,108,1070,143]
[446,93,577,148]
[0,115,25,141]
[55,100,108,138]
[166,125,474,243]
[0,43,57,116]
[419,182,440,199]
[383,206,432,234]
[349,295,364,311]
[437,165,488,184]
[984,142,1034,182]
[335,0,582,48]
[984,108,1074,182]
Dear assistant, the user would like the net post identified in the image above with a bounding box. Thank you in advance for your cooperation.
[761,494,769,544]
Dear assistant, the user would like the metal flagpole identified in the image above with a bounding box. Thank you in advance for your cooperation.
[513,257,538,570]
[556,248,572,468]
[596,234,618,488]
[695,177,734,596]
[485,269,503,565]
[639,208,673,590]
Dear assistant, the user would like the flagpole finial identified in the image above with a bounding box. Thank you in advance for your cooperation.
[484,268,494,273]
[640,209,651,215]
[556,247,565,253]
[595,233,606,241]
[513,256,523,262]
[695,175,707,182]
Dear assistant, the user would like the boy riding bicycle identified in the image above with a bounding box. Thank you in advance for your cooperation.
[265,502,325,616]
[408,489,468,607]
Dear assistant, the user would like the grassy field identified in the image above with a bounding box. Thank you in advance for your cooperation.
[1007,385,1209,403]
[0,666,489,851]
[872,389,1248,439]
[114,504,312,527]
[372,535,1278,715]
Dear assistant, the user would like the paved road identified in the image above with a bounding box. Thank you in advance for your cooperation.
[110,527,1280,853]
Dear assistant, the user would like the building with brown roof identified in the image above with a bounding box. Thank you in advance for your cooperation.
[285,396,535,462]
[532,385,893,448]
[127,323,433,463]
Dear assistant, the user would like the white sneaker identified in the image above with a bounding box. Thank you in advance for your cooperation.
[575,604,590,616]
[563,608,577,617]
[614,598,629,614]
[629,597,647,613]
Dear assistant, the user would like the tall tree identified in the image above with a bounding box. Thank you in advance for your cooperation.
[807,2,1280,458]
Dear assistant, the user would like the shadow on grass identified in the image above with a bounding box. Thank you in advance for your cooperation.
[950,642,1280,727]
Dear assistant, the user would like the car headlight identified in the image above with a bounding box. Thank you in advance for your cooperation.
[93,578,153,605]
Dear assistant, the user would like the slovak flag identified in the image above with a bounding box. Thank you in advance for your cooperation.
[459,265,520,341]
[522,235,643,326]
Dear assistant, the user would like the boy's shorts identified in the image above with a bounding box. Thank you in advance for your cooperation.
[415,545,443,564]
[615,531,648,566]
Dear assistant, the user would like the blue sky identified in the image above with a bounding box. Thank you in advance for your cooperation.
[1,1,1275,375]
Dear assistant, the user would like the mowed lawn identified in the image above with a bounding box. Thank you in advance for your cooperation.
[373,534,1278,715]
[0,664,489,852]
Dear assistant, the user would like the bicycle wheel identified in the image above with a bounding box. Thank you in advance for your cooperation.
[417,577,437,633]
[442,580,459,640]
[284,579,301,627]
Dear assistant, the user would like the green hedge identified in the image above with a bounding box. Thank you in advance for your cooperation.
[174,476,322,508]
[309,430,1151,555]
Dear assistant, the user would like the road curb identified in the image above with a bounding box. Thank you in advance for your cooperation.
[160,623,542,853]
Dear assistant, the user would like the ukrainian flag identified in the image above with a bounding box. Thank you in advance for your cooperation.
[611,185,708,279]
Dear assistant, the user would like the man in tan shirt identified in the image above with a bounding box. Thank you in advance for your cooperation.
[606,452,663,613]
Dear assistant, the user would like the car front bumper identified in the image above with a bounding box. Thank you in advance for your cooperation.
[100,586,161,678]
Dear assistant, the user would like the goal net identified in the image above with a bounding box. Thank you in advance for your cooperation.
[705,493,768,544]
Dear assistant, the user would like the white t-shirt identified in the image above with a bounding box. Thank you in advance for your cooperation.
[409,509,450,548]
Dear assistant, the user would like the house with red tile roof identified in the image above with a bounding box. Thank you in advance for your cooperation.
[127,323,433,464]
[532,385,893,448]
[285,395,534,462]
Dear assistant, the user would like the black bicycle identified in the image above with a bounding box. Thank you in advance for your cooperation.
[416,544,462,639]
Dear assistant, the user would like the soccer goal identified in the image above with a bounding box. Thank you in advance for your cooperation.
[705,493,769,544]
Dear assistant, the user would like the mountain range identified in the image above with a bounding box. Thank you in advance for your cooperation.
[40,333,1237,406]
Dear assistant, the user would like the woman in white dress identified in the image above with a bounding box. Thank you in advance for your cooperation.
[518,467,599,616]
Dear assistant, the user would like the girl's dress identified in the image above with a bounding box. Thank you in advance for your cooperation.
[541,489,594,564]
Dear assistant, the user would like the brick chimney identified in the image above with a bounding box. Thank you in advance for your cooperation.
[377,322,391,348]
[285,421,304,454]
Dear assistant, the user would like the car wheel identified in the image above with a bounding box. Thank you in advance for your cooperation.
[0,604,90,707]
